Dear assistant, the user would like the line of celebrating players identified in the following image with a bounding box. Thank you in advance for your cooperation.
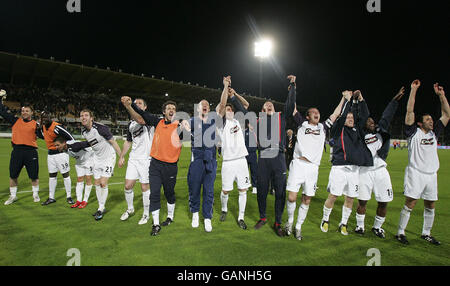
[1,76,448,245]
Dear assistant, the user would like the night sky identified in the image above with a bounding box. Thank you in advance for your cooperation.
[0,0,448,118]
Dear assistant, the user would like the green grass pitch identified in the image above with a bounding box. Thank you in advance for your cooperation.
[0,138,449,266]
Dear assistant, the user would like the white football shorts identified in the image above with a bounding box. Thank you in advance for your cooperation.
[327,165,359,198]
[125,158,151,184]
[403,166,438,201]
[47,153,70,174]
[286,158,319,197]
[221,157,251,191]
[358,166,393,202]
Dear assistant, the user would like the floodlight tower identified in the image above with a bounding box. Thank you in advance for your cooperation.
[254,39,272,98]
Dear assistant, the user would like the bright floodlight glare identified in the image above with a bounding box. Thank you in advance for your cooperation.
[254,39,272,58]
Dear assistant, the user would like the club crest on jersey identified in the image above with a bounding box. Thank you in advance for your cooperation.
[230,125,240,134]
[421,138,434,145]
[305,128,320,135]
[365,136,378,144]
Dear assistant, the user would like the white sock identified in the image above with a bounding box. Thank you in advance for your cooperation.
[63,177,72,198]
[373,215,385,229]
[75,182,84,202]
[356,213,365,229]
[152,209,160,226]
[49,177,57,199]
[422,208,435,236]
[295,204,309,230]
[83,184,92,202]
[32,185,39,196]
[286,201,296,224]
[340,206,352,225]
[10,186,17,197]
[100,186,109,211]
[220,192,229,212]
[142,191,150,216]
[322,205,332,222]
[95,185,102,209]
[124,189,134,211]
[238,191,247,221]
[167,203,175,220]
[397,205,412,235]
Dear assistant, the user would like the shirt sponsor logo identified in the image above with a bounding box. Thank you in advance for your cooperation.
[365,136,378,144]
[420,138,434,145]
[305,128,320,135]
[88,138,99,146]
[230,125,240,134]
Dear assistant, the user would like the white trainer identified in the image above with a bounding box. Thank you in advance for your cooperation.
[4,196,18,205]
[204,218,212,232]
[284,222,293,236]
[192,212,199,228]
[33,194,40,203]
[138,214,149,225]
[120,209,134,221]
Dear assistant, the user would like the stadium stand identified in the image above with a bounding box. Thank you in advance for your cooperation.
[0,51,448,144]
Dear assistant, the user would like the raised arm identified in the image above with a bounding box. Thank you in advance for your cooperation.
[330,90,352,138]
[328,95,346,123]
[121,96,160,127]
[230,91,248,115]
[284,75,297,118]
[405,79,420,125]
[216,76,231,117]
[354,90,370,123]
[378,86,404,132]
[232,89,249,110]
[434,83,450,127]
[0,100,18,125]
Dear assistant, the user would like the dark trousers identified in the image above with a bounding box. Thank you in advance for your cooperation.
[256,152,287,224]
[10,147,39,180]
[149,159,177,212]
[187,159,217,219]
[246,151,258,188]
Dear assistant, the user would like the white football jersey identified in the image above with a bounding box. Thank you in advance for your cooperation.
[218,118,248,161]
[293,121,326,166]
[363,133,387,170]
[66,139,94,165]
[82,122,115,161]
[407,127,439,174]
[127,120,154,160]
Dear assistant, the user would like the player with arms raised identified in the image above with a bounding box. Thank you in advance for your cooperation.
[118,98,154,225]
[396,80,449,245]
[284,92,345,240]
[216,76,251,230]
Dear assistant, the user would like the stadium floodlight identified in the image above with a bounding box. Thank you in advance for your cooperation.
[254,38,273,97]
[165,93,168,97]
[254,39,272,59]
